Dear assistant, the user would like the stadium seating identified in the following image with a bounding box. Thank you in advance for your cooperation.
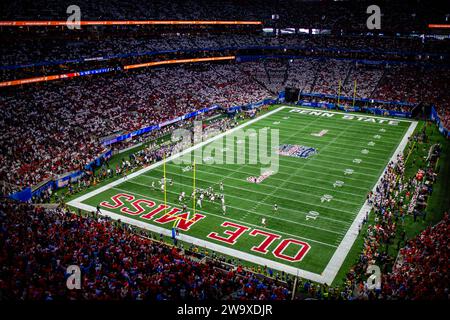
[0,200,292,300]
[2,58,450,192]
[0,0,449,303]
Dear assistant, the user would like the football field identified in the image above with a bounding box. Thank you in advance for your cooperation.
[68,106,417,284]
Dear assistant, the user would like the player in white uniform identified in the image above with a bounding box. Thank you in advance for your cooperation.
[261,217,266,227]
[273,204,278,214]
[196,197,202,209]
[178,191,185,202]
[222,204,226,215]
[219,182,224,191]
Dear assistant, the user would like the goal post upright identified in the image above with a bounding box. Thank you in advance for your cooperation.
[337,79,341,107]
[192,159,196,215]
[163,153,167,215]
[352,79,357,108]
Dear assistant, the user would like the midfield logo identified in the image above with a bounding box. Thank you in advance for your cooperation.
[277,144,318,159]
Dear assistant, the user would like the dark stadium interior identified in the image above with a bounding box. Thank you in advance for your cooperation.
[0,0,449,305]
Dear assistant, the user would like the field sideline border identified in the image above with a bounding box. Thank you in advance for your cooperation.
[67,105,417,284]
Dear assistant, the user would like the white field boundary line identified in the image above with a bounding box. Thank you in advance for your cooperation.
[259,121,405,143]
[320,119,418,285]
[189,151,381,178]
[126,179,350,232]
[283,105,415,123]
[262,115,407,134]
[111,187,344,242]
[137,170,359,208]
[158,163,370,195]
[67,106,285,205]
[66,105,334,280]
[251,118,358,214]
[67,105,417,284]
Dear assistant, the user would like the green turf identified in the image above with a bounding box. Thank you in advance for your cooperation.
[70,106,412,278]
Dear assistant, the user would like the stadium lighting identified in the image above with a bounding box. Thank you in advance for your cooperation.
[0,20,262,27]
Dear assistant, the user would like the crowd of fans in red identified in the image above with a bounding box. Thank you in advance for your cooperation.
[1,130,448,301]
[382,213,449,299]
[339,136,447,300]
[0,196,447,300]
[0,201,291,300]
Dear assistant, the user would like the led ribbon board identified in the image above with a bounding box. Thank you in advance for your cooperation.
[0,56,236,87]
[0,20,262,26]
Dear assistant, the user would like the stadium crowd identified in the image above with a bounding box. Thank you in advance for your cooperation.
[0,197,447,300]
[340,136,447,300]
[44,117,237,204]
[0,0,449,304]
[0,63,268,191]
[0,200,291,300]
[2,33,448,76]
[2,57,450,193]
[1,0,448,32]
[382,213,449,299]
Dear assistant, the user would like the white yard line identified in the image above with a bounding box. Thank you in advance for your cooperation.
[138,170,359,210]
[188,152,381,178]
[127,178,351,228]
[67,105,417,284]
[189,154,378,182]
[113,185,345,236]
[261,121,406,142]
[251,119,359,214]
[164,162,370,194]
[68,106,285,204]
